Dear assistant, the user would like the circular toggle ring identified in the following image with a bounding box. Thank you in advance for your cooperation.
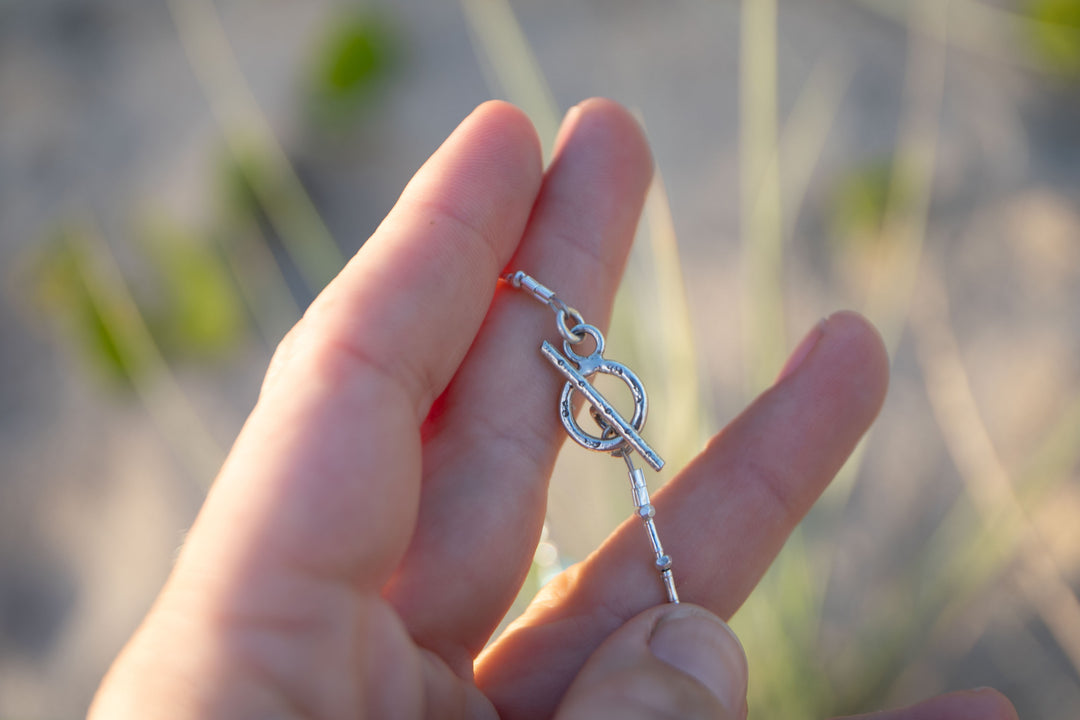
[557,356,649,454]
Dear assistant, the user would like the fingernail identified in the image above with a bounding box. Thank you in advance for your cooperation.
[649,608,748,717]
[776,317,827,383]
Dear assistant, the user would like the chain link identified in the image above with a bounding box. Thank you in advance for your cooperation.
[503,271,586,343]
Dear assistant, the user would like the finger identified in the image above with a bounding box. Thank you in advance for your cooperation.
[554,603,747,720]
[178,101,543,596]
[834,688,1018,720]
[296,99,544,425]
[382,99,653,666]
[477,311,890,718]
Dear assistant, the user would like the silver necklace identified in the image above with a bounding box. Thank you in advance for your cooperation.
[505,270,679,604]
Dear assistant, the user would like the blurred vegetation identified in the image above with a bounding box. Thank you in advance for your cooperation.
[1025,0,1080,76]
[31,220,243,386]
[29,3,406,390]
[828,159,897,248]
[33,226,141,386]
[304,9,402,130]
[23,2,404,483]
[138,221,246,361]
[18,0,1080,718]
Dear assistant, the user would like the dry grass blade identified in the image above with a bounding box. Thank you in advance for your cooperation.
[167,0,342,296]
[778,52,856,246]
[1017,392,1080,503]
[739,0,784,396]
[66,217,225,483]
[862,0,948,354]
[909,265,1080,683]
[629,168,706,469]
[458,0,561,162]
[217,218,302,345]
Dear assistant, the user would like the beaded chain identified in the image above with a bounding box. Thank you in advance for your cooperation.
[504,270,679,604]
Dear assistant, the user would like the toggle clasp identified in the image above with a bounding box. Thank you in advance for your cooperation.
[539,328,665,472]
[503,269,679,603]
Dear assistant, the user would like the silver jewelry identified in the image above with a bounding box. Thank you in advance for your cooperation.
[504,270,679,604]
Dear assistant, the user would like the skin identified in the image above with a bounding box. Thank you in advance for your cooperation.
[89,99,1019,720]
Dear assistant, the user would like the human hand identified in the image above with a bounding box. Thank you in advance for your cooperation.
[89,99,1017,720]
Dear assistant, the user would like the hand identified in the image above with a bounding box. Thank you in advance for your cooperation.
[89,99,1017,720]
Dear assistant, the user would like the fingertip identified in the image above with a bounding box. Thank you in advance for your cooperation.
[459,99,545,189]
[819,310,890,423]
[385,99,543,253]
[764,310,891,465]
[552,97,654,199]
[468,100,542,149]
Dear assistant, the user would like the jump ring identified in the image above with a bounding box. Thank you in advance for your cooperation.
[562,324,605,364]
[556,308,586,344]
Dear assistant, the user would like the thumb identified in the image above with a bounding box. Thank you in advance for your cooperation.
[554,604,748,720]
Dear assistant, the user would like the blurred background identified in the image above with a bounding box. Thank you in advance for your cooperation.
[1,0,1079,717]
